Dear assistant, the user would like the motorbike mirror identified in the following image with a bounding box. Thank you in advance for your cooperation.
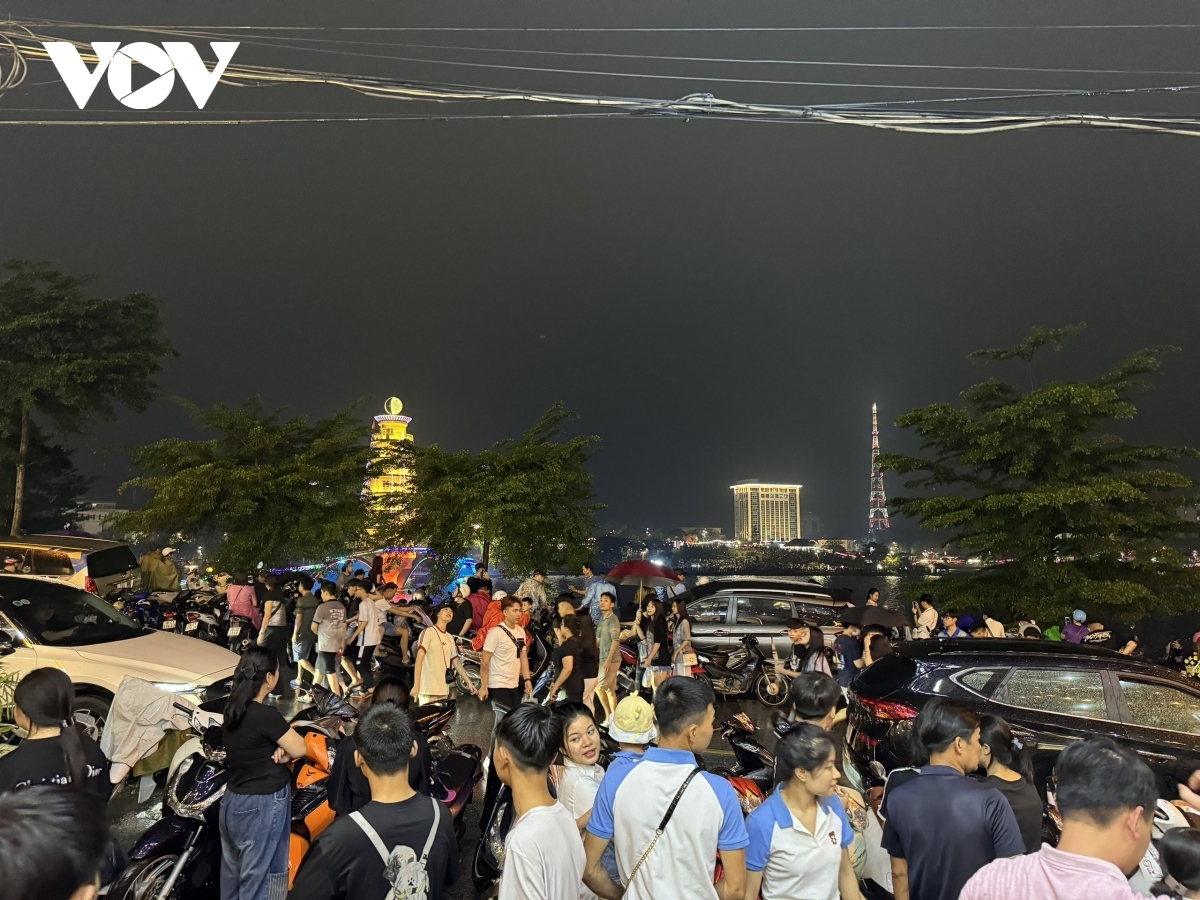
[0,639,14,656]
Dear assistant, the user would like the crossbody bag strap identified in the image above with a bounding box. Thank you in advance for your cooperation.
[498,624,522,651]
[625,766,702,887]
[349,811,392,864]
[419,797,442,865]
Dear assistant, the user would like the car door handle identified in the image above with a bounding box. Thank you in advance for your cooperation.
[713,630,727,636]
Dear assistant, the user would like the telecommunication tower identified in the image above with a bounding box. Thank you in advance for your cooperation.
[868,403,891,537]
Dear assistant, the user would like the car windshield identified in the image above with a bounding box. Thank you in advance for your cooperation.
[0,578,143,646]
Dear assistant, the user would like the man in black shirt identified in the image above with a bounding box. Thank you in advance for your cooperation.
[1082,619,1138,655]
[290,705,457,900]
[882,698,1024,900]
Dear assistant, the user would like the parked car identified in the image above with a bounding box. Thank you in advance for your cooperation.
[0,574,240,740]
[0,535,140,596]
[844,638,1200,803]
[678,579,850,651]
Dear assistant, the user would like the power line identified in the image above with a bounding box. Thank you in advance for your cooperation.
[23,19,1200,32]
[6,25,1200,136]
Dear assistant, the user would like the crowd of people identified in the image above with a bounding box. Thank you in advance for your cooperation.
[9,563,1200,900]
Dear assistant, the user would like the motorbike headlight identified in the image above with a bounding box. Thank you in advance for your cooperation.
[153,682,199,694]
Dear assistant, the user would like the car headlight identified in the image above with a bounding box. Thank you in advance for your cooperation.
[153,682,199,694]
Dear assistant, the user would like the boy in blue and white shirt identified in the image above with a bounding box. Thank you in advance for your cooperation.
[583,677,749,900]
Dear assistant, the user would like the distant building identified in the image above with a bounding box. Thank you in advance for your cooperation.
[367,397,415,498]
[731,480,801,543]
[820,538,860,552]
[76,501,128,536]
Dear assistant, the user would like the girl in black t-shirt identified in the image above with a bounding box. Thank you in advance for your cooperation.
[219,646,308,900]
[977,714,1043,854]
[0,667,110,798]
[548,615,585,703]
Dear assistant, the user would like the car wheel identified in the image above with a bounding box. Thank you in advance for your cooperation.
[107,855,182,900]
[753,671,789,708]
[73,694,110,742]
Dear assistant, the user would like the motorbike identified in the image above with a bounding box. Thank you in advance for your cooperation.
[108,689,350,900]
[702,712,775,799]
[224,613,256,654]
[696,635,789,708]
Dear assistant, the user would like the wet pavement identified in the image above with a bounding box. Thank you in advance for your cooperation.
[109,687,783,899]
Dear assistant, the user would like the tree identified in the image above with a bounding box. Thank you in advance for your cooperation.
[879,325,1200,622]
[0,413,93,533]
[0,260,177,534]
[374,403,603,588]
[114,399,372,570]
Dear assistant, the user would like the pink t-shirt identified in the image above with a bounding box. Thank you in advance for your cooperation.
[961,844,1169,900]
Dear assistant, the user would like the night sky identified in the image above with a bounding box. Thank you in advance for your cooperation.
[3,0,1200,541]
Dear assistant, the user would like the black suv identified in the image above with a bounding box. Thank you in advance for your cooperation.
[844,639,1200,798]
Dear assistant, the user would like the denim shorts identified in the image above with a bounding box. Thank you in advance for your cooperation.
[292,636,315,664]
[315,651,339,674]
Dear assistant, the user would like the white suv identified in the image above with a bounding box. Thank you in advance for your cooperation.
[0,574,239,738]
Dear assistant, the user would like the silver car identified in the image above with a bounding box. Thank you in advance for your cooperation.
[684,579,849,651]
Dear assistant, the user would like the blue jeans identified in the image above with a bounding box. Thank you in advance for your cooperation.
[219,786,290,900]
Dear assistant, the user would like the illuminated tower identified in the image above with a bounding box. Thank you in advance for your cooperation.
[868,403,891,537]
[368,397,414,498]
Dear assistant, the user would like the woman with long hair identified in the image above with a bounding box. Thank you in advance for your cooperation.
[327,676,433,815]
[977,714,1042,853]
[635,597,672,690]
[744,723,861,900]
[219,646,307,900]
[0,667,109,797]
[552,702,604,834]
[368,554,385,589]
[671,597,694,678]
[794,623,834,676]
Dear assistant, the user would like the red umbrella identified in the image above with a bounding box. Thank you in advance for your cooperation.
[605,560,682,588]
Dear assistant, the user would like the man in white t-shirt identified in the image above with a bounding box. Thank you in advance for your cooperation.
[344,579,384,691]
[479,596,531,726]
[495,703,586,900]
[584,676,748,900]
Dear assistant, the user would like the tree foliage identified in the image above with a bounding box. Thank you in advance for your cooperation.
[879,325,1200,622]
[0,414,92,533]
[373,403,602,589]
[0,260,176,533]
[114,399,372,570]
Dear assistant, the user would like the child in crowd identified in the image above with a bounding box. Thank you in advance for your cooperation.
[311,579,347,696]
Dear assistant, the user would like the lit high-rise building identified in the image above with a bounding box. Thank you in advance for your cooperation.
[731,480,802,543]
[367,397,414,498]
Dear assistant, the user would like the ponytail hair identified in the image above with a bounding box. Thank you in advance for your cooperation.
[225,646,278,730]
[14,668,87,787]
[773,721,836,787]
[978,714,1034,782]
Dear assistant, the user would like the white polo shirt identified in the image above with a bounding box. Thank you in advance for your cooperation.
[745,790,854,900]
[586,747,749,900]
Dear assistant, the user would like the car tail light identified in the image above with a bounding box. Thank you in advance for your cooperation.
[84,577,99,595]
[860,696,919,721]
